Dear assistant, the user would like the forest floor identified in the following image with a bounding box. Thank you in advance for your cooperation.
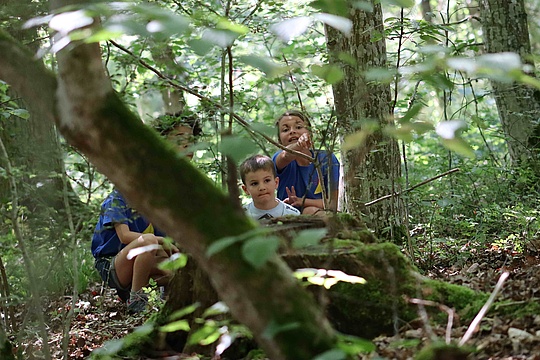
[14,245,540,359]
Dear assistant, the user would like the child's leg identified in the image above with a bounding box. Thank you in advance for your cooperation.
[114,234,161,292]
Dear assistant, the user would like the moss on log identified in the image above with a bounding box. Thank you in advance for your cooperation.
[282,238,488,339]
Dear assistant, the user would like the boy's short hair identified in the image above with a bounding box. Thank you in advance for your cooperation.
[274,109,312,143]
[239,155,276,184]
[152,111,203,138]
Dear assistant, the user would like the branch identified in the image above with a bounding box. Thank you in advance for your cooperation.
[365,168,460,207]
[108,40,315,163]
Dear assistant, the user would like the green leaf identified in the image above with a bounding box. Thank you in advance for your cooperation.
[238,55,288,78]
[159,320,190,333]
[241,236,280,269]
[8,109,30,120]
[309,0,350,16]
[158,252,188,271]
[262,319,300,339]
[169,303,200,321]
[398,103,424,124]
[441,138,475,158]
[206,235,243,257]
[337,333,376,354]
[311,64,344,84]
[220,135,260,162]
[188,38,215,56]
[312,349,347,360]
[292,228,327,248]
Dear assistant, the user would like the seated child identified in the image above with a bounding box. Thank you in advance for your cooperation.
[92,114,201,313]
[240,154,300,220]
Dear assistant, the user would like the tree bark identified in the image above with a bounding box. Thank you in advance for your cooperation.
[0,24,338,360]
[326,2,404,239]
[479,0,540,164]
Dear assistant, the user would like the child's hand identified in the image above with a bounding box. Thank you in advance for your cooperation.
[284,186,302,208]
[296,133,312,149]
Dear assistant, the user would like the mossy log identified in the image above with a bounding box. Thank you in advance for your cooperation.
[159,216,488,346]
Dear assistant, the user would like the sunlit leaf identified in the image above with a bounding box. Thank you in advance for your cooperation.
[435,120,466,139]
[477,52,522,72]
[441,138,475,158]
[313,13,352,36]
[381,0,415,7]
[169,303,200,321]
[270,17,312,43]
[398,103,424,123]
[352,1,374,12]
[188,323,221,345]
[364,67,395,83]
[160,320,190,333]
[202,29,239,48]
[49,10,94,35]
[338,52,357,66]
[311,64,344,84]
[342,119,379,150]
[220,135,260,162]
[202,301,230,318]
[337,333,376,354]
[216,17,249,35]
[292,228,327,248]
[384,125,414,142]
[158,252,188,271]
[242,236,280,269]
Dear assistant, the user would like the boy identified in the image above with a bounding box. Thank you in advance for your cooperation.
[240,154,300,220]
[92,114,201,313]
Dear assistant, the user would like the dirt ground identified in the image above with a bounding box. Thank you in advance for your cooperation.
[11,246,540,359]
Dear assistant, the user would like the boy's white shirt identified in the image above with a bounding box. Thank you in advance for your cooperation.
[244,198,300,220]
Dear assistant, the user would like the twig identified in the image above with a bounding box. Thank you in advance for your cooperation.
[365,168,460,207]
[459,271,509,346]
[407,297,455,345]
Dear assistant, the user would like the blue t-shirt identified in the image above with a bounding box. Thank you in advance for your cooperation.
[91,189,165,258]
[272,150,340,209]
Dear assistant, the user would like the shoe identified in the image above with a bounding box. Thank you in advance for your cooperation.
[127,293,148,314]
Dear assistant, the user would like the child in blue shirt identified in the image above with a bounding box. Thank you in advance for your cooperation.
[273,110,340,214]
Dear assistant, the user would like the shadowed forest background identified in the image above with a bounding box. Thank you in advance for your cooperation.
[2,0,540,359]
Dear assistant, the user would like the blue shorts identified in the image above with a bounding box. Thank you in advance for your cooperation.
[95,256,130,302]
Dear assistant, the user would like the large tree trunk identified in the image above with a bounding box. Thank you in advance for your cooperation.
[326,2,404,239]
[479,0,540,164]
[0,23,339,360]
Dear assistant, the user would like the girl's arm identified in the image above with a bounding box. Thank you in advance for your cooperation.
[275,134,312,170]
[114,223,164,245]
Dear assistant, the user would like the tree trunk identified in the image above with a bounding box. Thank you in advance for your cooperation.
[0,24,339,360]
[479,0,540,164]
[326,2,404,239]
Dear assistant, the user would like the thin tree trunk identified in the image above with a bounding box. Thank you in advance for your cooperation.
[326,2,404,239]
[479,0,540,164]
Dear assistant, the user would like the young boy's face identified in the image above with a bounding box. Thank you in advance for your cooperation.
[166,125,195,159]
[242,169,279,205]
[278,115,310,146]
